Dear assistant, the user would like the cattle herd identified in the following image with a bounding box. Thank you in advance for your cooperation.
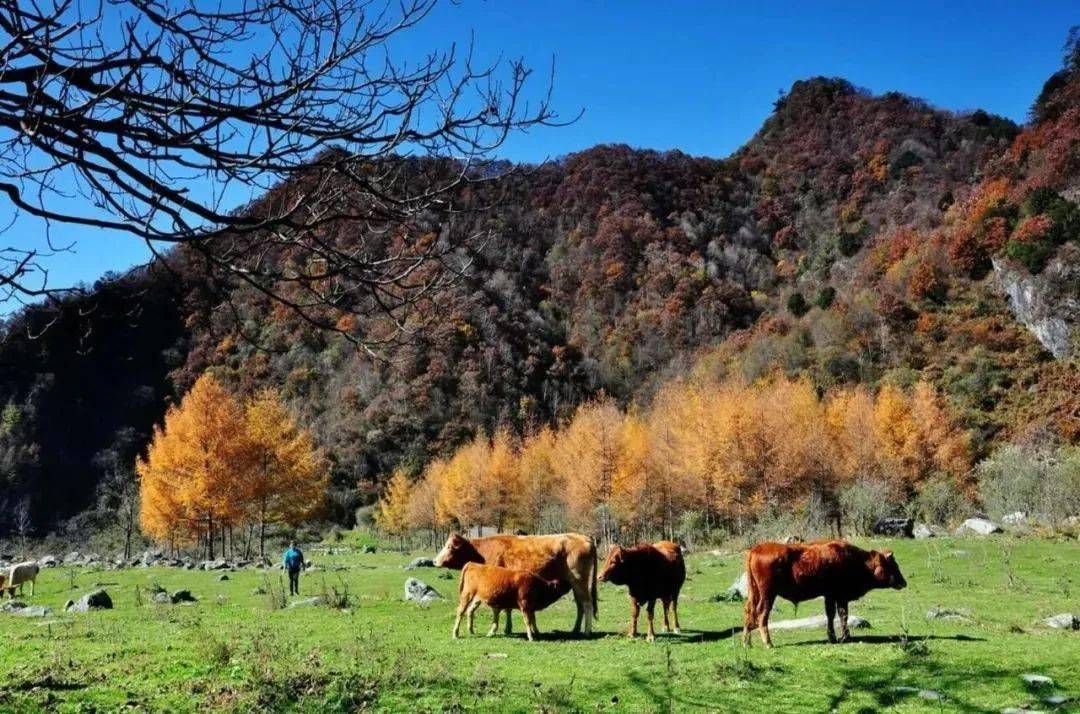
[2,534,907,648]
[435,533,908,646]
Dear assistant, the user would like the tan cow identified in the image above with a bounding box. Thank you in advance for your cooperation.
[5,561,40,598]
[435,533,599,634]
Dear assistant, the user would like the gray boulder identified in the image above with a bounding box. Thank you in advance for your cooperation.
[926,607,973,622]
[768,614,870,631]
[729,572,750,599]
[200,558,229,571]
[1,600,52,617]
[360,545,377,554]
[913,523,936,539]
[1040,613,1079,630]
[216,574,230,581]
[1021,674,1054,687]
[170,590,196,604]
[289,597,327,608]
[1002,511,1028,526]
[872,518,914,538]
[404,578,444,605]
[151,592,171,604]
[781,535,803,544]
[65,589,113,612]
[37,555,60,568]
[954,518,1002,536]
[404,557,435,570]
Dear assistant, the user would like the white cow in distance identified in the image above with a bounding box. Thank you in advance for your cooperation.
[5,562,39,598]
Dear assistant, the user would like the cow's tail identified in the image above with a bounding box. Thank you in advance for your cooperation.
[743,551,758,624]
[590,540,599,619]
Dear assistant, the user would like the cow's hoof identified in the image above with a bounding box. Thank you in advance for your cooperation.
[646,635,655,643]
[674,628,682,635]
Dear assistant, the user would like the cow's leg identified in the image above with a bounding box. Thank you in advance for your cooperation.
[528,611,540,637]
[520,608,535,642]
[645,599,657,642]
[29,577,34,597]
[824,597,837,644]
[467,599,483,635]
[661,596,671,633]
[757,594,776,648]
[488,609,501,637]
[453,597,469,639]
[671,589,682,634]
[837,601,850,643]
[571,583,584,634]
[505,608,513,635]
[629,597,640,638]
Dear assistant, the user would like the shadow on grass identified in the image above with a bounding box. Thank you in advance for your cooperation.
[782,633,987,647]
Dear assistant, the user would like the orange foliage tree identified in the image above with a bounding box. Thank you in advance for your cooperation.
[244,389,328,557]
[138,374,328,558]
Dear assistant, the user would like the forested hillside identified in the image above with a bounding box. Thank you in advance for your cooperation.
[3,49,1079,535]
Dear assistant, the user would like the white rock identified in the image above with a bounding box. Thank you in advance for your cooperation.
[767,614,869,631]
[955,518,1003,536]
[1040,613,1078,630]
[1002,511,1028,526]
[1021,674,1054,687]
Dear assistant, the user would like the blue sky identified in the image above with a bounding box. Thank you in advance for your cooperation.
[2,0,1077,305]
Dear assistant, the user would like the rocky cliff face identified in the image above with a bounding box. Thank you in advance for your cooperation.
[994,243,1080,359]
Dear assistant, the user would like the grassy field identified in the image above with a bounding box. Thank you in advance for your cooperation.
[0,535,1077,713]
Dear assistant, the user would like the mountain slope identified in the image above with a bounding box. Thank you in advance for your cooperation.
[3,61,1078,533]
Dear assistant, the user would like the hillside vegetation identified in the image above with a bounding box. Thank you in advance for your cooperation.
[2,44,1080,535]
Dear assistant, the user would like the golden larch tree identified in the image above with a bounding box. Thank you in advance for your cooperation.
[137,373,254,559]
[376,467,414,549]
[244,388,328,558]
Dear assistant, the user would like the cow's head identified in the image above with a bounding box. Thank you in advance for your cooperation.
[598,545,627,585]
[870,549,907,590]
[433,534,484,569]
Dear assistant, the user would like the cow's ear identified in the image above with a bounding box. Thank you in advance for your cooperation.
[610,546,623,562]
[882,550,894,561]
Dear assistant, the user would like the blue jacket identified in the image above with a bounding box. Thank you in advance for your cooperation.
[284,547,305,571]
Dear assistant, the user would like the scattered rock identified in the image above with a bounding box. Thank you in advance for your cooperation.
[781,535,803,544]
[486,653,508,659]
[404,578,444,605]
[289,597,327,608]
[926,607,974,623]
[151,592,171,604]
[360,545,377,554]
[913,523,935,539]
[1021,674,1054,687]
[872,517,914,538]
[405,557,435,570]
[65,589,113,612]
[710,590,743,603]
[1002,511,1028,526]
[894,686,944,700]
[950,549,970,557]
[216,574,230,581]
[1042,695,1072,706]
[1000,708,1045,714]
[170,590,196,604]
[729,572,750,599]
[954,518,1003,536]
[200,559,229,571]
[37,555,60,568]
[1040,613,1079,630]
[1,601,52,617]
[768,614,870,631]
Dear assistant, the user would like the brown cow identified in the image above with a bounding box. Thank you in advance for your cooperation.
[599,541,685,641]
[435,533,599,634]
[742,540,907,647]
[453,562,569,641]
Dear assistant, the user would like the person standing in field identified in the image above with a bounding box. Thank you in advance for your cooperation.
[284,542,306,596]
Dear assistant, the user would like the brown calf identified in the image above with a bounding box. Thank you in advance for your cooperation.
[743,540,907,647]
[599,541,685,641]
[453,562,570,641]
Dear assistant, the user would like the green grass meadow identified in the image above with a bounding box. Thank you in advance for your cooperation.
[0,536,1077,712]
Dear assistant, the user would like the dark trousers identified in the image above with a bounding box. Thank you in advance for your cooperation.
[288,568,301,595]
